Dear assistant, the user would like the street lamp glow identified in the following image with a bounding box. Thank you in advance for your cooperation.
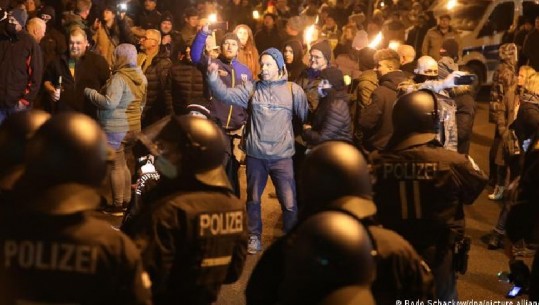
[447,0,457,10]
[208,13,217,24]
[252,10,260,19]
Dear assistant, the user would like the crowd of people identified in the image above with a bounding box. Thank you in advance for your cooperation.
[0,0,538,303]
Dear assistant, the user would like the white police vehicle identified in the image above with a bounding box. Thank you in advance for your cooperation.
[431,0,539,85]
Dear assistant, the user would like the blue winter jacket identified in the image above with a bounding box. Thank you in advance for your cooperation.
[191,30,253,131]
[208,73,309,159]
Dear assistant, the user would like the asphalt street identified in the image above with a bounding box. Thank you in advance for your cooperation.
[214,91,535,304]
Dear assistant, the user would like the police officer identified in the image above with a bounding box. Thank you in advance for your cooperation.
[0,113,152,305]
[125,115,248,305]
[371,90,488,301]
[246,141,434,305]
[280,211,377,305]
[0,110,50,204]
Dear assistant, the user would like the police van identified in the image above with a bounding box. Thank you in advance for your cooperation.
[430,0,539,85]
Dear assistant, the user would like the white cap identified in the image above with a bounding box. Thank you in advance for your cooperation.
[414,56,439,76]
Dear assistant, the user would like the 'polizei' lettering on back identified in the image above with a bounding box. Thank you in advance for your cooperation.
[199,211,243,236]
[382,162,439,180]
[3,240,98,274]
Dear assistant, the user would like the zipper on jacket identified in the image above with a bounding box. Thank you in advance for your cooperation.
[226,67,235,129]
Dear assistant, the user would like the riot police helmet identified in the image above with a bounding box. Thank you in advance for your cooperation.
[23,112,111,189]
[139,115,231,189]
[280,211,376,305]
[386,89,440,151]
[0,110,50,177]
[300,141,376,220]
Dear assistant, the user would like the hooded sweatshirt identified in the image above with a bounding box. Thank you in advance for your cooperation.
[284,39,307,83]
[85,44,147,133]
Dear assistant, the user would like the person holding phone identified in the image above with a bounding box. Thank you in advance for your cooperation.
[191,25,253,197]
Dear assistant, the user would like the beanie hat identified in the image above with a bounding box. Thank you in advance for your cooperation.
[320,67,345,90]
[414,55,438,76]
[39,6,56,22]
[311,40,332,62]
[437,56,458,80]
[186,103,211,119]
[261,47,285,71]
[221,32,241,47]
[10,7,28,27]
[161,11,173,24]
[440,38,459,59]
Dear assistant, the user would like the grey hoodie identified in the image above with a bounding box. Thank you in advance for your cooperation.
[85,44,147,133]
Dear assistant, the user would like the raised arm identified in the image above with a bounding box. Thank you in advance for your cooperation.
[206,63,253,109]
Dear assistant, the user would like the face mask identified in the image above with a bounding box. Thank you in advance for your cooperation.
[6,23,17,35]
[154,155,178,179]
[318,86,328,98]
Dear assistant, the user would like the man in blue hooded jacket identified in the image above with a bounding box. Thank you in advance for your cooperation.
[207,47,308,254]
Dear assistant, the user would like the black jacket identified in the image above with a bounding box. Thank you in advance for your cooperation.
[245,201,435,305]
[255,27,283,54]
[359,70,410,151]
[126,179,248,305]
[43,51,110,119]
[142,52,173,127]
[371,142,487,251]
[0,183,151,305]
[168,60,207,115]
[0,30,43,108]
[302,89,352,146]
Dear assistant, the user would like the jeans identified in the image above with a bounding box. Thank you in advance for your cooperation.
[107,131,135,206]
[246,156,297,237]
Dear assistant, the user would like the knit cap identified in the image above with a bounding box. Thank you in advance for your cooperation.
[311,40,332,62]
[320,67,345,90]
[221,32,240,47]
[10,7,28,27]
[161,11,173,24]
[39,6,56,22]
[261,48,285,71]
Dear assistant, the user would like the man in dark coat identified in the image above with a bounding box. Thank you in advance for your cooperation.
[0,8,43,123]
[42,27,110,119]
[302,67,352,146]
[358,48,409,152]
[254,13,283,55]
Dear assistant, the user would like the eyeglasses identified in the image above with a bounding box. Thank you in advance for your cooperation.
[310,54,324,60]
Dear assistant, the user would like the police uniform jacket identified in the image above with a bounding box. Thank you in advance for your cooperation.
[245,199,435,305]
[0,183,152,305]
[130,180,248,305]
[371,141,487,252]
